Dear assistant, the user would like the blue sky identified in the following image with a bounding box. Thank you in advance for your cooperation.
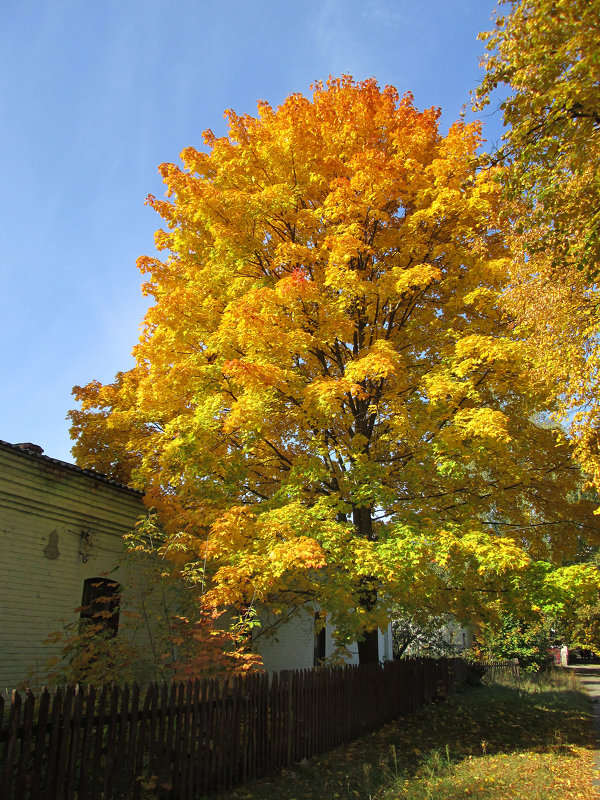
[0,0,503,463]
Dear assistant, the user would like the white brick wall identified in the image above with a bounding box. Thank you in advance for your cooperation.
[256,612,315,673]
[255,607,393,672]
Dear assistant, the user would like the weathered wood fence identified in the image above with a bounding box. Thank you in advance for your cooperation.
[479,658,521,682]
[1,657,467,800]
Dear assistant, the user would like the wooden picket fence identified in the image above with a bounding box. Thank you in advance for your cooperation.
[0,657,468,800]
[479,658,521,682]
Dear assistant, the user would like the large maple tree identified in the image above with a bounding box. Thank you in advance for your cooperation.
[71,77,599,663]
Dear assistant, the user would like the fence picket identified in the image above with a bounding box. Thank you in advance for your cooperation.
[15,689,34,800]
[2,689,21,799]
[194,680,208,797]
[65,686,84,800]
[231,676,240,784]
[217,678,228,789]
[180,680,193,800]
[54,685,74,799]
[171,682,185,796]
[146,682,159,783]
[133,683,153,800]
[102,686,119,800]
[113,683,130,797]
[159,681,176,793]
[77,686,96,800]
[30,688,50,800]
[153,682,168,790]
[260,670,269,774]
[43,687,64,800]
[124,682,140,797]
[190,680,201,799]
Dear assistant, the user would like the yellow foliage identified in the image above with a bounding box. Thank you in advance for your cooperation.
[68,76,600,656]
[476,0,600,498]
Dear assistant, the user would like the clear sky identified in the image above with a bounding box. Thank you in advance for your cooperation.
[0,0,503,463]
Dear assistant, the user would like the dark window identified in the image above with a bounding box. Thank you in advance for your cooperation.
[313,613,326,666]
[80,577,121,637]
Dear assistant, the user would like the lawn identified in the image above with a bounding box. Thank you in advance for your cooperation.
[211,669,597,800]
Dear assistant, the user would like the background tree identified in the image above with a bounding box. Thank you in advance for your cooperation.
[545,546,600,656]
[475,0,600,488]
[472,614,555,673]
[391,610,460,659]
[70,77,600,665]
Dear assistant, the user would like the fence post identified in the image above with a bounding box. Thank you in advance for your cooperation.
[286,671,294,766]
[2,690,21,798]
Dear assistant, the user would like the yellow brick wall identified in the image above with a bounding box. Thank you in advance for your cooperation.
[0,443,145,690]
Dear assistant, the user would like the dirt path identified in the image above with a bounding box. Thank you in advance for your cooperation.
[569,665,600,792]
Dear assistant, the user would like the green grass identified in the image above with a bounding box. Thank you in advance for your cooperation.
[213,669,598,800]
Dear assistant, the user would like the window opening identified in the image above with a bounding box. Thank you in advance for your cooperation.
[80,577,121,637]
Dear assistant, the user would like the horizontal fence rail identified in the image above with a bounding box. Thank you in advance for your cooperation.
[1,657,469,800]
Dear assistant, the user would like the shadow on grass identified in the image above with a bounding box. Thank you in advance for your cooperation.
[210,674,597,800]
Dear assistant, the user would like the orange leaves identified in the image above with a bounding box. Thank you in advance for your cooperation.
[169,609,263,681]
[222,359,288,392]
[208,505,258,556]
[208,504,326,570]
[268,536,327,574]
[274,267,320,309]
[198,503,331,614]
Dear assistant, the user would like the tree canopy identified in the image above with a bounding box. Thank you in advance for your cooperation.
[70,77,600,663]
[476,0,600,490]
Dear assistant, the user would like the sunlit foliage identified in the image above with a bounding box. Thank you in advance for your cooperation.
[476,0,600,493]
[70,77,600,662]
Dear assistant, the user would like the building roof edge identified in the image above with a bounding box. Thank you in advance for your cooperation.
[0,439,144,497]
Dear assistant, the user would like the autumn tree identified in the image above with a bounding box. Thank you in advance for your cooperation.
[476,0,600,488]
[70,77,600,665]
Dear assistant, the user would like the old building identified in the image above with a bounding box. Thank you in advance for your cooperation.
[0,439,144,688]
[0,439,392,688]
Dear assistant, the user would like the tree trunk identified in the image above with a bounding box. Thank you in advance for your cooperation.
[352,505,380,665]
[358,629,379,664]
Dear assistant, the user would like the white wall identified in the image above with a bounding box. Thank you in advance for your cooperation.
[255,606,393,673]
[442,621,473,652]
[256,612,315,673]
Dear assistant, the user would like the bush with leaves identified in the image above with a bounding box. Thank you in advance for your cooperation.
[25,516,264,688]
[471,615,555,673]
